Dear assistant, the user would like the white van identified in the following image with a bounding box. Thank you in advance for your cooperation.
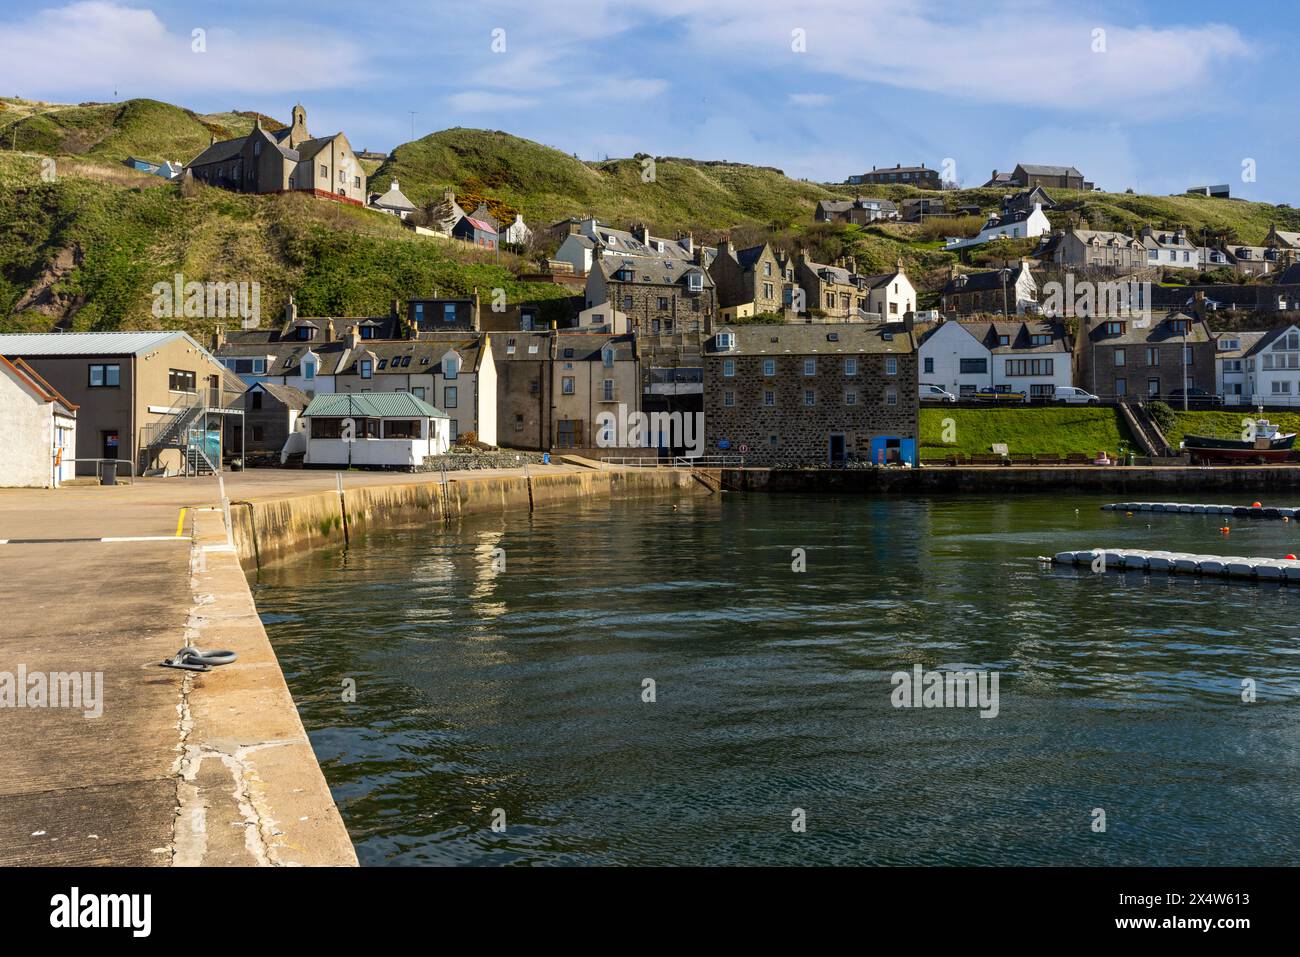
[919,383,957,403]
[1054,386,1099,405]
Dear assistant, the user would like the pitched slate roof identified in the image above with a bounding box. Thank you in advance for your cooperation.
[961,320,1069,353]
[1213,331,1267,359]
[554,333,636,362]
[302,392,447,419]
[1086,312,1209,345]
[253,382,311,409]
[1017,163,1083,178]
[713,322,913,355]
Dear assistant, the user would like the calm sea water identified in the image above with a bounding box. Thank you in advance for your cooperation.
[253,491,1300,866]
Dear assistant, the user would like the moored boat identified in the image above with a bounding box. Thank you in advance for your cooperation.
[1183,419,1297,464]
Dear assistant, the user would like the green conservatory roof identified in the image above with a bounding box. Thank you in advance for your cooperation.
[302,392,447,418]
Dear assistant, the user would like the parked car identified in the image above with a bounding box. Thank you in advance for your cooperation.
[1166,387,1223,408]
[1185,297,1223,311]
[1054,386,1100,405]
[973,387,1028,403]
[919,383,957,403]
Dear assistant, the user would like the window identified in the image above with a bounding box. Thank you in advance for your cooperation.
[444,303,457,323]
[384,420,421,439]
[1105,321,1124,335]
[804,390,816,406]
[360,360,373,379]
[296,325,316,341]
[562,376,575,395]
[688,273,703,291]
[1272,381,1293,394]
[723,359,735,377]
[443,354,459,379]
[602,347,615,368]
[1004,358,1054,376]
[886,390,898,406]
[602,379,614,401]
[168,369,196,393]
[763,390,775,407]
[360,326,376,339]
[1113,349,1126,368]
[353,176,361,189]
[303,360,316,380]
[845,391,858,405]
[450,420,459,441]
[1147,378,1160,396]
[622,296,634,311]
[844,357,858,376]
[923,357,934,374]
[717,332,735,350]
[89,363,121,388]
[1184,345,1194,364]
[1115,378,1127,396]
[657,297,669,311]
[997,335,1010,347]
[1030,334,1052,346]
[723,391,735,407]
[253,141,261,157]
[763,359,776,376]
[412,387,425,400]
[319,164,328,178]
[885,357,897,376]
[414,303,424,324]
[959,358,987,374]
[443,385,458,408]
[804,358,816,376]
[250,390,263,410]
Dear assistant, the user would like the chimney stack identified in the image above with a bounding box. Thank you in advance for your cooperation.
[212,323,225,351]
[325,317,336,341]
[346,324,361,348]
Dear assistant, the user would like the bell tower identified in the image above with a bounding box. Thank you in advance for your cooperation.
[288,103,308,148]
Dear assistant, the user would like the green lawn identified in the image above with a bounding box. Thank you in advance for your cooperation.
[1165,411,1300,447]
[918,407,1134,460]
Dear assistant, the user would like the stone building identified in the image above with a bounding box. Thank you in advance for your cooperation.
[185,104,366,205]
[1036,227,1147,272]
[708,240,792,322]
[1076,311,1215,400]
[585,250,717,337]
[848,164,942,189]
[795,255,916,320]
[941,261,1038,315]
[703,322,918,466]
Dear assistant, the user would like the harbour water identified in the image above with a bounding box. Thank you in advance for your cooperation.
[254,491,1300,865]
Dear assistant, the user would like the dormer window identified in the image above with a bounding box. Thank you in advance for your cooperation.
[360,359,373,379]
[443,353,460,379]
[296,325,316,341]
[717,332,735,351]
[303,358,316,380]
[687,273,703,291]
[1105,321,1125,335]
[602,347,615,368]
[360,325,377,339]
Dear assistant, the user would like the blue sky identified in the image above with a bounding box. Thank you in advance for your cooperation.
[2,0,1296,203]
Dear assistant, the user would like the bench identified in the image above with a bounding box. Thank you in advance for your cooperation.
[1065,452,1092,465]
[1033,452,1064,466]
[1008,452,1036,466]
[970,453,1006,466]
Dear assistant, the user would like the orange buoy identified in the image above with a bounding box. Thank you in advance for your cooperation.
[1221,526,1231,534]
[1286,554,1297,560]
[1125,511,1134,517]
[1252,501,1262,508]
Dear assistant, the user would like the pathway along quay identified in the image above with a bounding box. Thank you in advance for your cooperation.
[3,461,1300,866]
[0,463,700,866]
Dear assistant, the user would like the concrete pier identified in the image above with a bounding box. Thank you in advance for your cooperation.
[0,464,701,866]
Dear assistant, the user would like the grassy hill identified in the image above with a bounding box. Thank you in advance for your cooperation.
[0,97,288,166]
[0,152,573,335]
[4,93,1300,337]
[374,128,847,231]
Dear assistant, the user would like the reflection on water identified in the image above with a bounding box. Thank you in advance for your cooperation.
[254,491,1300,865]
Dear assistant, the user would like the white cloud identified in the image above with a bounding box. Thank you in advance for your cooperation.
[0,2,367,97]
[446,91,538,113]
[787,93,830,107]
[600,0,1250,115]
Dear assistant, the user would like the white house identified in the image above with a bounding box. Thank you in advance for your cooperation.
[1215,331,1265,405]
[1243,325,1300,408]
[1141,226,1199,270]
[554,218,714,275]
[0,356,77,487]
[918,321,992,395]
[918,319,1072,398]
[369,179,418,219]
[863,265,917,320]
[499,213,532,246]
[297,392,450,468]
[945,204,1051,251]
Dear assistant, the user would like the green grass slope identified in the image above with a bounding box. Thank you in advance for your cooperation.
[0,152,572,335]
[375,128,846,230]
[918,407,1133,460]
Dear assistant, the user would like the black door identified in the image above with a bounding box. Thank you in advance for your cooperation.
[829,434,846,466]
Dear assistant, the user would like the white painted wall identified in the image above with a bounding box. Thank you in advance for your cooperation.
[1245,326,1300,407]
[869,271,917,320]
[0,367,74,487]
[303,417,451,467]
[919,322,991,395]
[992,350,1072,397]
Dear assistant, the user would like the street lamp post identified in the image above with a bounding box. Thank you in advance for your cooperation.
[1000,267,1011,315]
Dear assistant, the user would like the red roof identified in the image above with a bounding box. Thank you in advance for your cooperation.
[464,217,494,232]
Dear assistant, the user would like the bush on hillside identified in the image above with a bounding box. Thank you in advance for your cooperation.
[1146,401,1177,435]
